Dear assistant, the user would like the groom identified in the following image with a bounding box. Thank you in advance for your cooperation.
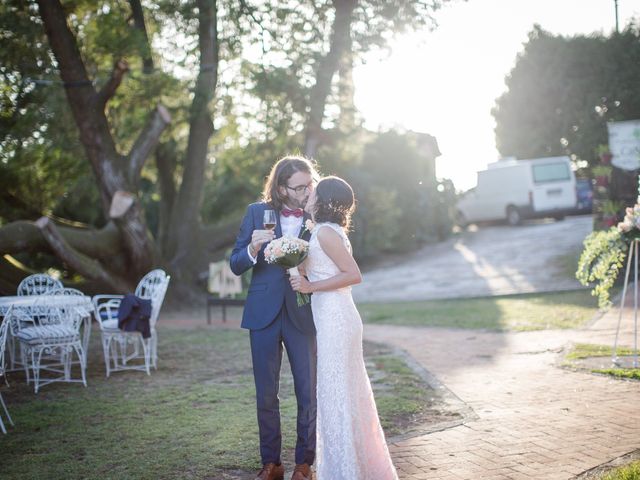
[230,156,318,480]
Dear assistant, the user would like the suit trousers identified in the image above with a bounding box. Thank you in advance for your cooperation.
[249,303,317,466]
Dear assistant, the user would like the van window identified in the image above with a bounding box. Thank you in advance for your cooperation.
[532,162,570,183]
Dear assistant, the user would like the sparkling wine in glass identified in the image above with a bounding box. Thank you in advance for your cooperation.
[263,209,277,231]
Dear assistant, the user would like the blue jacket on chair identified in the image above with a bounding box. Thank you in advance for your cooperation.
[230,202,314,334]
[117,293,152,339]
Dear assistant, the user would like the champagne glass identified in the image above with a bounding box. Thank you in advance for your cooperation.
[263,209,277,231]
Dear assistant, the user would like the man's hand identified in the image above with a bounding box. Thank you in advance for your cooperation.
[250,229,275,257]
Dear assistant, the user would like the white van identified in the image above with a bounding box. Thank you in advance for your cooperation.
[456,156,577,226]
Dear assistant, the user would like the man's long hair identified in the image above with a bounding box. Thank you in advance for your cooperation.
[262,155,318,211]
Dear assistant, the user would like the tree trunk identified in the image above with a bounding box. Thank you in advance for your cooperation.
[127,0,155,74]
[303,0,357,158]
[166,0,219,279]
[155,142,178,255]
[35,0,168,285]
[338,49,356,133]
[36,0,128,213]
[109,191,157,277]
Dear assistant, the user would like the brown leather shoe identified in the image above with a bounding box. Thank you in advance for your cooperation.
[290,463,312,480]
[255,463,284,480]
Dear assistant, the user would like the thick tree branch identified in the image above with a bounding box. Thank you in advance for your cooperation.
[127,0,154,73]
[200,217,244,252]
[0,220,121,259]
[35,0,96,108]
[98,59,129,107]
[128,105,172,184]
[35,217,133,292]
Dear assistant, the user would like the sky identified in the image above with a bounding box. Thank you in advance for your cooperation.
[353,0,640,191]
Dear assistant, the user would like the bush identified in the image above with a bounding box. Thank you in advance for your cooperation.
[576,228,627,308]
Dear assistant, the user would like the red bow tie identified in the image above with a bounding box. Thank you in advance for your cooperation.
[282,208,303,218]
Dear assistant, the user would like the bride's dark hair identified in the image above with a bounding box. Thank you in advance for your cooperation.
[313,176,356,230]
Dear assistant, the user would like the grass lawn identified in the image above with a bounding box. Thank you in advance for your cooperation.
[359,289,600,331]
[564,343,640,380]
[0,326,447,479]
[598,460,640,480]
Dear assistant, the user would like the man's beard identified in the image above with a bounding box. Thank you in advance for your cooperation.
[286,196,308,209]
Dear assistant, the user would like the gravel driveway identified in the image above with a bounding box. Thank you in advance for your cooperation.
[353,215,593,303]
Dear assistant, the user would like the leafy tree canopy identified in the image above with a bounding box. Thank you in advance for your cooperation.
[493,23,640,168]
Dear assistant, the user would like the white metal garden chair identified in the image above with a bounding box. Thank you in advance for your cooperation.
[92,269,170,377]
[52,288,92,364]
[9,273,64,370]
[0,312,15,433]
[8,302,87,393]
[16,274,63,296]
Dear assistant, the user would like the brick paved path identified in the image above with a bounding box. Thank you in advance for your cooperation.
[364,307,640,480]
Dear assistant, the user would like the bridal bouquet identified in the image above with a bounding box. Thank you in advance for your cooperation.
[264,236,311,306]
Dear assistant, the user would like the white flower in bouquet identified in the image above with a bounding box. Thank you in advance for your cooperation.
[264,236,311,306]
[618,218,633,233]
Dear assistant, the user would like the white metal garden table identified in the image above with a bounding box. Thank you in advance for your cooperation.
[0,294,94,372]
[0,295,93,316]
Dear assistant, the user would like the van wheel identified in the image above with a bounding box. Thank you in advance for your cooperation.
[506,206,521,226]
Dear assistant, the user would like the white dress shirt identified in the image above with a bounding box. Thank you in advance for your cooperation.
[247,211,303,264]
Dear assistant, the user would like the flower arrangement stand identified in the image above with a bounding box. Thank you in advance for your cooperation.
[612,238,639,367]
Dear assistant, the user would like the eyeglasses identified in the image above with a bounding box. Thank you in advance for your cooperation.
[285,181,314,194]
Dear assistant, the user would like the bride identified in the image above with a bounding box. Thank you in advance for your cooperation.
[290,176,398,480]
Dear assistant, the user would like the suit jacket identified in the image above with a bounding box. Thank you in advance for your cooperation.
[230,202,314,334]
[117,293,152,339]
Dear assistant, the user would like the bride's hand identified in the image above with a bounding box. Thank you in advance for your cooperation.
[297,262,307,277]
[290,275,313,294]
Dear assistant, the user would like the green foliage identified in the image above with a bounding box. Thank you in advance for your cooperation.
[592,165,613,178]
[0,1,93,223]
[314,129,453,259]
[493,24,640,167]
[0,0,454,277]
[0,1,198,232]
[599,460,640,480]
[600,199,624,216]
[202,125,454,260]
[576,228,627,308]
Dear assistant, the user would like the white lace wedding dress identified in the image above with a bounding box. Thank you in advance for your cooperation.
[306,222,398,480]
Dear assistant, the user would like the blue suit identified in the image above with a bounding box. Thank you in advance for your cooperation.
[230,202,316,466]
